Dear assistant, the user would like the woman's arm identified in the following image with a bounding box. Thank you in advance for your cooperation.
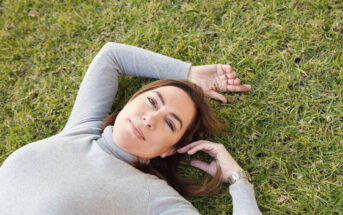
[62,42,252,133]
[178,141,262,215]
[148,179,201,215]
[62,42,191,132]
[230,181,262,215]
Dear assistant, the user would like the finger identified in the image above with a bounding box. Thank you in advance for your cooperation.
[223,65,232,74]
[190,160,211,174]
[191,160,218,176]
[233,78,240,85]
[206,90,227,103]
[227,84,252,92]
[227,71,236,80]
[187,144,208,155]
[177,140,205,153]
[216,65,229,92]
[187,144,218,157]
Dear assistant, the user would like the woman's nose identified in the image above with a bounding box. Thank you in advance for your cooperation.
[142,112,160,129]
[142,111,163,129]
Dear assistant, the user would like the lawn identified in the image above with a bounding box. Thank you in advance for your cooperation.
[1,0,342,214]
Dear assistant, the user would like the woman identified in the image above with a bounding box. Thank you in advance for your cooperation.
[0,42,262,214]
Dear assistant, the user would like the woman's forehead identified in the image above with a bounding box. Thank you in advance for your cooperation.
[147,86,195,125]
[149,86,190,102]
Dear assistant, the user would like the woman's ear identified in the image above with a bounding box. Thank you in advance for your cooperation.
[160,147,176,158]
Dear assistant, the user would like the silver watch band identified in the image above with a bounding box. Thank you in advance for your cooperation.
[227,170,251,185]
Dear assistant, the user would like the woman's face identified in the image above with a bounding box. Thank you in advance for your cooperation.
[112,86,196,160]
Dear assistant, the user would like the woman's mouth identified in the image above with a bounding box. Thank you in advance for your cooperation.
[129,119,145,141]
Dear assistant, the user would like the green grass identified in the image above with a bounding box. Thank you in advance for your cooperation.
[1,0,342,214]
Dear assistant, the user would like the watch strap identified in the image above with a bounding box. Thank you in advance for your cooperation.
[227,170,251,185]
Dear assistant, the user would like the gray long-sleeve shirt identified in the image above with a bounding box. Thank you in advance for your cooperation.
[0,42,262,215]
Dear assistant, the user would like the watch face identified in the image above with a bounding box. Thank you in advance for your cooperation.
[232,172,240,180]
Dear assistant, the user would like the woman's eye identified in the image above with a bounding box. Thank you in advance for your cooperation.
[147,97,157,108]
[166,120,175,131]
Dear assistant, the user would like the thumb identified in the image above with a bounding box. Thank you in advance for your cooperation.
[190,160,214,176]
[206,90,227,103]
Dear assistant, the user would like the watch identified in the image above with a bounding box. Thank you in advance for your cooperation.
[227,170,251,185]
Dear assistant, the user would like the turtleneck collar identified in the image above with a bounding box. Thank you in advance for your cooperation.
[97,125,138,164]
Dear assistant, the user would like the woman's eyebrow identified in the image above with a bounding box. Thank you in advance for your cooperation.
[154,91,165,105]
[153,91,183,129]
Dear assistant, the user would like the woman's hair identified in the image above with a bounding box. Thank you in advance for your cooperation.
[101,79,225,197]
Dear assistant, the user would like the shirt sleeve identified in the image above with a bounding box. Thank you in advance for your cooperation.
[62,42,191,132]
[147,179,200,215]
[229,181,263,215]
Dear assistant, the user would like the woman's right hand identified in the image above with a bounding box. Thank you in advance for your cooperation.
[177,140,246,183]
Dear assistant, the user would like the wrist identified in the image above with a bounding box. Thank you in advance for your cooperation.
[187,66,195,81]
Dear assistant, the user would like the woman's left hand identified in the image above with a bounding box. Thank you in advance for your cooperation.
[177,140,245,183]
[187,64,251,103]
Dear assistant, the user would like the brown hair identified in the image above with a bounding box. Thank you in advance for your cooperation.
[102,79,225,197]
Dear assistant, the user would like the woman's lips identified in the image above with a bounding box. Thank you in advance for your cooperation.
[129,120,145,141]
